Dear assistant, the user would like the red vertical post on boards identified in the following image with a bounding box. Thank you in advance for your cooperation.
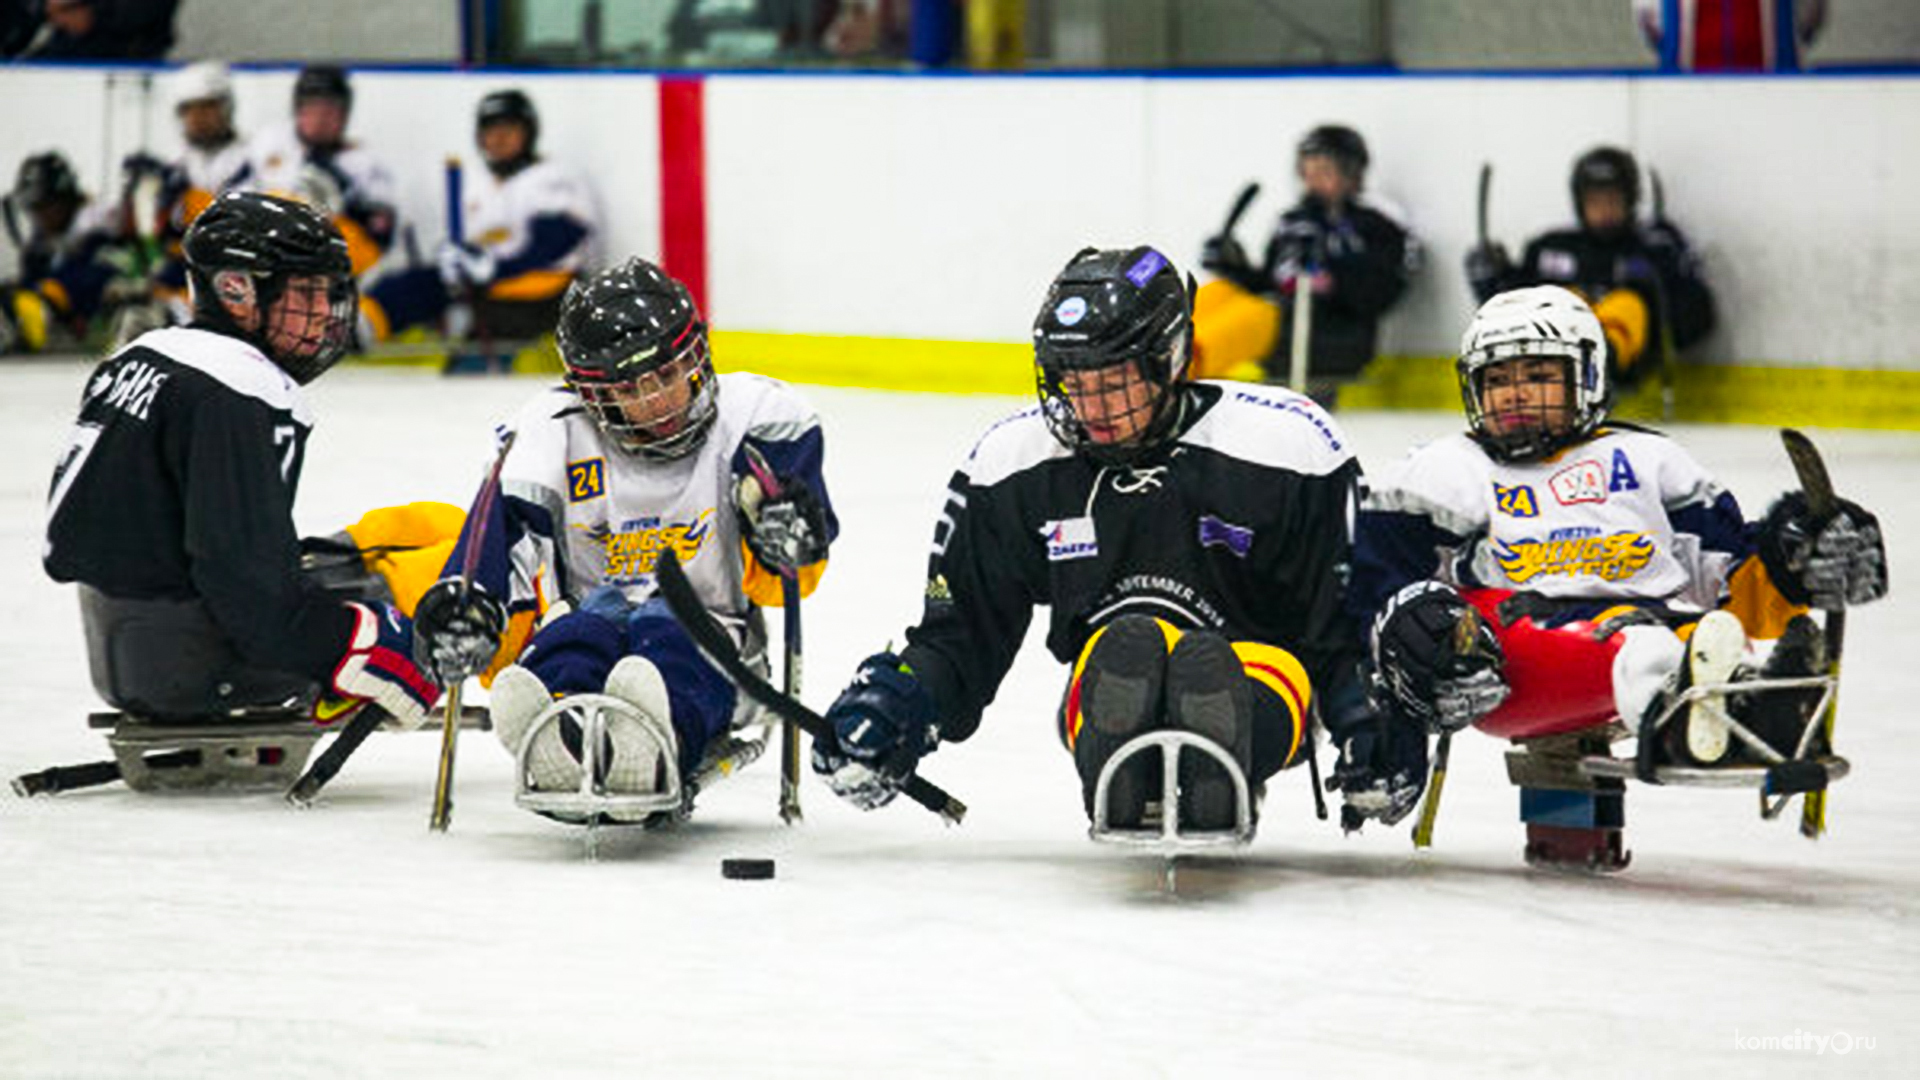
[658,76,709,315]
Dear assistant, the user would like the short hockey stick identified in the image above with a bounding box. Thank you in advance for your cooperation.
[430,429,519,832]
[739,443,805,824]
[1781,428,1845,838]
[284,701,379,806]
[1412,605,1485,848]
[655,549,966,825]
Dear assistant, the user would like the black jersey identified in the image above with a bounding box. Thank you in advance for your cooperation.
[1486,221,1716,351]
[900,381,1366,743]
[1259,195,1418,379]
[44,326,355,682]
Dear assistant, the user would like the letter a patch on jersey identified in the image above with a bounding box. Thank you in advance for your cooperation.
[568,458,606,502]
[1609,448,1641,492]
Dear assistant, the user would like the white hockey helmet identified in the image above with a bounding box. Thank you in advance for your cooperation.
[172,61,233,109]
[1457,285,1608,461]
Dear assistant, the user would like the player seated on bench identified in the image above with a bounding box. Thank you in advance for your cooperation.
[1340,286,1887,821]
[43,193,442,745]
[358,89,597,355]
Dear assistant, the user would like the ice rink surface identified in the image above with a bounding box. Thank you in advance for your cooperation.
[3,361,1916,1078]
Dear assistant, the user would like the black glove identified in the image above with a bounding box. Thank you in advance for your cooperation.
[1372,581,1509,733]
[811,652,939,810]
[1758,493,1888,610]
[1465,242,1512,299]
[1200,233,1251,275]
[1272,215,1326,276]
[1328,706,1429,830]
[736,474,829,575]
[411,578,508,684]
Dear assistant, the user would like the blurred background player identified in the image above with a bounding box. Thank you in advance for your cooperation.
[165,61,250,231]
[406,256,834,821]
[362,88,599,346]
[1465,146,1715,391]
[12,0,178,60]
[808,245,1373,838]
[42,191,440,731]
[1635,0,1826,71]
[1345,286,1887,866]
[1196,123,1419,407]
[238,64,398,277]
[0,151,124,354]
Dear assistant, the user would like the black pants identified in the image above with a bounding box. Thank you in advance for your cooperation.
[80,586,316,720]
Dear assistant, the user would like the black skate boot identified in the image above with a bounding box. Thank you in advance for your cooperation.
[1165,632,1254,832]
[1640,610,1746,776]
[1071,616,1168,830]
[1734,614,1828,761]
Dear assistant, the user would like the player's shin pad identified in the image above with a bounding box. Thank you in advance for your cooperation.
[1089,730,1256,849]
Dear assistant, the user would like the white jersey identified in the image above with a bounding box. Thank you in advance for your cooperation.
[461,158,599,275]
[176,140,249,203]
[241,122,398,222]
[497,372,824,632]
[1363,427,1741,611]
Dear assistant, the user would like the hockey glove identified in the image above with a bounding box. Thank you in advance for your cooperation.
[1373,581,1509,733]
[412,578,508,684]
[736,473,830,576]
[437,241,498,289]
[1758,492,1889,610]
[1200,234,1266,294]
[332,602,441,730]
[1464,242,1512,300]
[1328,706,1429,830]
[812,652,939,810]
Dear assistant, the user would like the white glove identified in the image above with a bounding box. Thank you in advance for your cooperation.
[437,241,497,288]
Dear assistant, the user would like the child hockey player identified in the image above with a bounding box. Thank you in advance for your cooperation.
[409,256,835,823]
[806,245,1375,841]
[1345,285,1886,867]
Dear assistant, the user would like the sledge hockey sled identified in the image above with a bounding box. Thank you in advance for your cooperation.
[1087,730,1257,851]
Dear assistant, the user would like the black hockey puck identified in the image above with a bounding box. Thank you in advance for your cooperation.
[721,857,776,880]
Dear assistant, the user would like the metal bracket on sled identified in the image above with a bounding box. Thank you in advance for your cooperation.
[93,711,323,793]
[1089,731,1256,850]
[512,694,687,826]
[1579,674,1849,815]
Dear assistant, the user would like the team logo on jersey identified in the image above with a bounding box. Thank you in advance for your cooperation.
[1549,460,1610,506]
[1538,250,1577,279]
[91,360,169,421]
[1054,296,1088,326]
[1493,482,1539,518]
[1197,515,1253,558]
[588,508,715,581]
[568,458,606,502]
[1041,517,1098,561]
[1494,529,1655,585]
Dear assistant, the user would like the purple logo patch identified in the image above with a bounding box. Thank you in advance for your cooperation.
[1125,249,1168,288]
[1198,515,1253,558]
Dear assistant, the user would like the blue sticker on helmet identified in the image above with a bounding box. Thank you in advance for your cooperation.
[1054,296,1087,326]
[1125,249,1168,288]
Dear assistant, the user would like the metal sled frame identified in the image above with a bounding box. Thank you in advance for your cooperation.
[1089,731,1256,851]
[1578,674,1850,810]
[93,709,324,793]
[512,693,684,825]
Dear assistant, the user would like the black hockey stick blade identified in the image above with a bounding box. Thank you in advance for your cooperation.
[285,705,383,807]
[1222,181,1261,236]
[12,758,124,797]
[1781,429,1836,517]
[1650,167,1667,225]
[1475,162,1491,249]
[654,549,966,825]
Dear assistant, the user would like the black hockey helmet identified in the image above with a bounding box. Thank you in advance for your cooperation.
[477,89,539,147]
[1297,124,1369,184]
[1033,246,1193,465]
[293,65,353,112]
[183,191,357,385]
[556,256,717,460]
[1570,146,1640,220]
[13,151,82,210]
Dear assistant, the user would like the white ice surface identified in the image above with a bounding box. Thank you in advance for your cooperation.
[3,363,1916,1079]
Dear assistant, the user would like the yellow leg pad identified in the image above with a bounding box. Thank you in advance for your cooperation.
[1231,640,1311,767]
[1192,279,1279,381]
[1594,287,1650,372]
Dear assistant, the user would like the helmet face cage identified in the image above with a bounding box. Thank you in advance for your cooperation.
[261,272,359,385]
[1035,319,1188,467]
[568,321,717,461]
[183,192,356,383]
[1457,287,1608,462]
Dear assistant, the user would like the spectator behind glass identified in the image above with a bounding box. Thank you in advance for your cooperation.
[16,0,178,59]
[1634,0,1826,71]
